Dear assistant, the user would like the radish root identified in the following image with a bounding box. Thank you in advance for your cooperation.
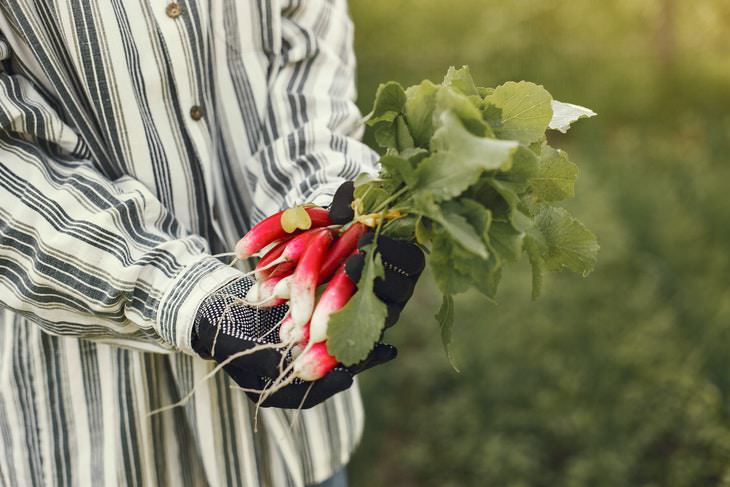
[145,342,287,417]
[288,382,316,434]
[150,244,318,428]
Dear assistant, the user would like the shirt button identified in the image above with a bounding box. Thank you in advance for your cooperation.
[165,3,183,19]
[190,105,205,121]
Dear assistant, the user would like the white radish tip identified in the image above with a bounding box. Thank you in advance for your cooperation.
[309,311,328,344]
[279,316,306,343]
[235,239,251,260]
[279,321,294,342]
[245,282,260,302]
[290,290,314,327]
[273,276,293,300]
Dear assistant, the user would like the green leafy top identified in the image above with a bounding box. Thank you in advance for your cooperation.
[327,66,599,368]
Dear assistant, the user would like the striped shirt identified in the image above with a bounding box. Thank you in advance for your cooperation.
[0,1,378,485]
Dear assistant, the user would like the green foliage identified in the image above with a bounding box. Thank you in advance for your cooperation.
[345,67,597,365]
[349,0,730,486]
[332,65,599,365]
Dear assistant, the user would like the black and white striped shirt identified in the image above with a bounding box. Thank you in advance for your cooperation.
[0,1,377,485]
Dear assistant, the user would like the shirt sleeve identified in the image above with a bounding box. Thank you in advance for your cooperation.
[0,42,241,354]
[247,0,379,218]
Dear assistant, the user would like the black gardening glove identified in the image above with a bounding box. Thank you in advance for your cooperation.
[330,180,426,331]
[191,278,397,409]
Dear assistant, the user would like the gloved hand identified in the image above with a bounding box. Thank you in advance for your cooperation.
[191,278,397,409]
[329,180,426,328]
[191,180,424,409]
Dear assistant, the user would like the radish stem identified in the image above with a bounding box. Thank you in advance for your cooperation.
[372,185,407,214]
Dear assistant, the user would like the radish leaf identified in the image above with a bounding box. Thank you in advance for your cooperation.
[434,87,490,137]
[549,100,597,133]
[416,111,518,201]
[429,229,502,298]
[368,81,406,124]
[524,235,546,299]
[533,207,599,275]
[405,80,439,147]
[382,215,417,240]
[531,146,579,202]
[395,116,415,151]
[380,154,418,189]
[280,206,311,233]
[326,249,388,366]
[414,195,489,258]
[489,222,525,262]
[484,81,553,144]
[443,198,492,243]
[443,65,478,96]
[436,294,459,372]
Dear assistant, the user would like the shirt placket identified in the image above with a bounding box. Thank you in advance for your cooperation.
[153,0,228,245]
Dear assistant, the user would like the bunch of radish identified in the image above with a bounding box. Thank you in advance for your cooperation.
[147,66,601,421]
[234,206,368,382]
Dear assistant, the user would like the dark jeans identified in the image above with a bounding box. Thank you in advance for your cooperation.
[307,468,347,487]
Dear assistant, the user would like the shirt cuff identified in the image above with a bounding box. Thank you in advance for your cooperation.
[156,256,243,354]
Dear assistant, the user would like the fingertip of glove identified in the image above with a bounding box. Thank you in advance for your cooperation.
[348,343,397,375]
[385,304,402,328]
[300,369,353,409]
[371,343,398,364]
[323,368,354,390]
[329,181,355,224]
[344,253,365,283]
[357,233,425,278]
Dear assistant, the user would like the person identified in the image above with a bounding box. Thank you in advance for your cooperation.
[0,2,421,486]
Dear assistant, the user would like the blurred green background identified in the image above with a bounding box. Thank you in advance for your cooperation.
[347,1,730,486]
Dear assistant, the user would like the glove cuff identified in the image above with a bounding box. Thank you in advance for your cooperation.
[156,256,242,354]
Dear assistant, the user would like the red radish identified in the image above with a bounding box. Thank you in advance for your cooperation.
[301,207,332,227]
[318,223,367,283]
[280,230,320,262]
[255,230,319,280]
[272,275,293,300]
[290,228,334,326]
[268,261,297,279]
[279,314,309,343]
[235,207,332,259]
[293,342,337,381]
[278,314,296,342]
[309,265,356,343]
[254,239,289,280]
[245,275,288,307]
[245,281,261,302]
